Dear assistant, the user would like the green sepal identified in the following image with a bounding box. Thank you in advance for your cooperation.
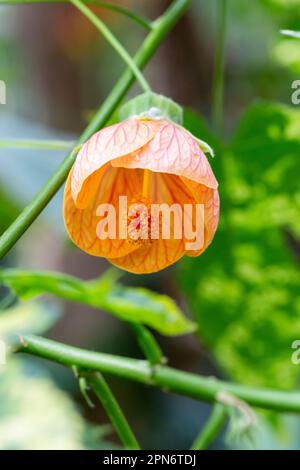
[119,92,183,125]
[195,137,215,157]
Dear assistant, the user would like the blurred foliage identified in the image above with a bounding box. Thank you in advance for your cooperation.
[0,298,114,450]
[180,103,300,389]
[0,268,195,336]
[0,300,60,347]
[228,102,300,237]
[0,358,113,450]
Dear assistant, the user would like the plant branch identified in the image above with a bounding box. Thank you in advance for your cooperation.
[0,0,152,30]
[69,0,151,93]
[191,403,227,450]
[82,371,140,449]
[15,334,300,414]
[212,0,228,138]
[0,0,191,259]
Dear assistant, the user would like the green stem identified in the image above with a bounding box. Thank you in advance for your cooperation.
[0,0,152,30]
[212,0,228,138]
[70,0,151,93]
[129,322,165,366]
[83,371,140,449]
[16,334,300,414]
[0,139,74,151]
[191,403,227,450]
[0,0,191,259]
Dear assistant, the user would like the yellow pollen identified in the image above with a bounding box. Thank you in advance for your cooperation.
[126,196,155,247]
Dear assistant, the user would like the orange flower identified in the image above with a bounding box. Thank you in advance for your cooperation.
[63,117,219,274]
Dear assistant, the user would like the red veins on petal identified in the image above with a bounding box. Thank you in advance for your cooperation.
[63,116,220,274]
[72,119,159,208]
[112,120,218,189]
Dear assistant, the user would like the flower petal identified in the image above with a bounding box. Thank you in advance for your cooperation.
[107,173,197,274]
[112,120,218,190]
[109,238,185,274]
[72,119,159,208]
[181,178,220,257]
[64,166,142,259]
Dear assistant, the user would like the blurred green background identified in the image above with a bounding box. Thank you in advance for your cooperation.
[1,0,300,450]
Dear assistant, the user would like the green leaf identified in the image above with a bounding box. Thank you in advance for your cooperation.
[104,284,196,335]
[229,101,300,237]
[179,101,300,389]
[0,269,196,336]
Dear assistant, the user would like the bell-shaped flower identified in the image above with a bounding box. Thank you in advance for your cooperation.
[64,97,219,274]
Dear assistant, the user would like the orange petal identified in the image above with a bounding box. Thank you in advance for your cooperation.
[112,120,218,190]
[109,173,220,273]
[181,177,220,257]
[64,166,142,259]
[109,238,185,274]
[107,173,197,274]
[72,119,159,208]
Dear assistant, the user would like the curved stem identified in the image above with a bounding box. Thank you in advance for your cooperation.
[83,371,140,450]
[191,403,227,450]
[129,322,165,366]
[15,334,300,414]
[212,0,228,138]
[70,0,151,93]
[0,139,75,151]
[0,0,153,30]
[0,0,191,260]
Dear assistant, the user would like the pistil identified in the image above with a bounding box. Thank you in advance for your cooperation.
[142,169,151,198]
